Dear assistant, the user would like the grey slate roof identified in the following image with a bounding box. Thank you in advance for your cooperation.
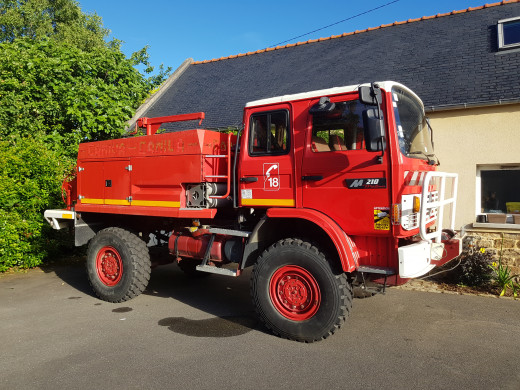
[141,1,520,131]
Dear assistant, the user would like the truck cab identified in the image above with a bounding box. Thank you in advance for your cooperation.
[238,82,459,280]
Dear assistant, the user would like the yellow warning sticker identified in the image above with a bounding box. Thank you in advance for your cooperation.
[374,207,390,230]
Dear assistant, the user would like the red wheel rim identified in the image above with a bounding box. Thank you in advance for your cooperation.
[96,246,123,286]
[269,265,321,321]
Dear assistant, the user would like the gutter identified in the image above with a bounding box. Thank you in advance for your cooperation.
[425,97,520,112]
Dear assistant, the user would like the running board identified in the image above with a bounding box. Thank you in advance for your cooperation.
[356,266,395,275]
[356,266,396,294]
[208,228,251,238]
[196,265,239,277]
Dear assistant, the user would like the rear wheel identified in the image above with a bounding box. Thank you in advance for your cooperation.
[86,227,151,303]
[251,238,352,342]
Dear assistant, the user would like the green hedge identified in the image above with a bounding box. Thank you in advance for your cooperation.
[0,3,170,272]
[0,38,149,156]
[0,135,73,271]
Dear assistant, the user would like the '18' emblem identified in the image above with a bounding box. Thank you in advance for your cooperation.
[264,163,280,191]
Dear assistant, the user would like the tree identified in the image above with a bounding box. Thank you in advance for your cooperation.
[0,38,150,155]
[0,135,66,271]
[0,0,109,51]
[0,1,172,270]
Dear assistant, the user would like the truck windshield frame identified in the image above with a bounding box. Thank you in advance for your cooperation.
[392,86,435,162]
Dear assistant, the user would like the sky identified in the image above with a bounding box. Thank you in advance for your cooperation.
[78,0,496,72]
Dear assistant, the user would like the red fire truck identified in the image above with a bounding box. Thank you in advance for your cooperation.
[45,81,461,342]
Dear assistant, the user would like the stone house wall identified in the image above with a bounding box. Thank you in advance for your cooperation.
[463,231,520,275]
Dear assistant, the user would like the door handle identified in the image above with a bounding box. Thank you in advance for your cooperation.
[240,177,258,183]
[302,175,323,181]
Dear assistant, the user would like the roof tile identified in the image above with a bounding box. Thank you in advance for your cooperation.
[191,0,520,65]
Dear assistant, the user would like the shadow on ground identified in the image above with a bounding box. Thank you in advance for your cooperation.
[41,256,97,298]
[145,262,260,337]
[47,254,261,337]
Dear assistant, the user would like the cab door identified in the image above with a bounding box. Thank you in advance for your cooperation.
[238,106,295,208]
[301,97,391,235]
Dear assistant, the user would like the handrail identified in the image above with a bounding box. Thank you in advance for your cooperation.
[137,112,205,136]
[207,133,232,200]
[420,171,458,243]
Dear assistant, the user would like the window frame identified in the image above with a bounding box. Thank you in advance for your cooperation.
[498,16,520,50]
[310,98,367,153]
[248,109,290,157]
[475,164,520,227]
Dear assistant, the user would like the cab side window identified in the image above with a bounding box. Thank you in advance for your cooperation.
[311,100,365,152]
[250,111,289,155]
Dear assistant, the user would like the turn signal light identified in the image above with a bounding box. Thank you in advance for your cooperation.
[391,204,401,225]
[413,196,421,213]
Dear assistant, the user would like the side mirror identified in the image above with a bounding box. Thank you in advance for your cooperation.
[359,86,382,106]
[362,108,386,152]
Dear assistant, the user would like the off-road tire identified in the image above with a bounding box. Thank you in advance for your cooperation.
[86,227,151,303]
[251,238,353,342]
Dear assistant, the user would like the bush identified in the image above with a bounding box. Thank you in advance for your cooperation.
[0,2,171,272]
[0,135,73,270]
[0,210,45,271]
[0,38,150,157]
[454,247,493,287]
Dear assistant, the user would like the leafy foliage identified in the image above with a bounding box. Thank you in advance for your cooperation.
[0,38,150,156]
[0,135,72,271]
[0,1,172,271]
[0,0,109,51]
[490,261,517,297]
[130,45,173,90]
[489,236,519,297]
[454,247,493,287]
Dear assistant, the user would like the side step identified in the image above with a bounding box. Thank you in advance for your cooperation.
[356,266,396,295]
[196,265,238,277]
[357,266,395,275]
[208,228,251,238]
[195,230,243,277]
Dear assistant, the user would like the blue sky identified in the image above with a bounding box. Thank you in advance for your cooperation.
[79,0,495,72]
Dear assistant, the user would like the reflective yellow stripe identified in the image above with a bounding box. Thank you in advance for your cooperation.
[104,198,131,206]
[242,198,295,207]
[81,198,180,208]
[61,213,73,219]
[81,198,104,205]
[131,200,181,207]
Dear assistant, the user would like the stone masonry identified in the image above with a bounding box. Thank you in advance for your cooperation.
[463,232,520,275]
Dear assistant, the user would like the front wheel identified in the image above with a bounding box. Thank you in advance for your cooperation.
[251,238,352,342]
[86,227,151,303]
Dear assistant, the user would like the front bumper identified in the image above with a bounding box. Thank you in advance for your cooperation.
[398,236,462,278]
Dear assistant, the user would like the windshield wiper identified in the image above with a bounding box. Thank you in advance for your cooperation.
[408,151,439,166]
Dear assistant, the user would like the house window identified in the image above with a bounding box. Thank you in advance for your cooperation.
[249,110,289,155]
[478,166,520,216]
[498,17,520,50]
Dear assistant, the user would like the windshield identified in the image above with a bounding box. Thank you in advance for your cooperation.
[392,87,435,161]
